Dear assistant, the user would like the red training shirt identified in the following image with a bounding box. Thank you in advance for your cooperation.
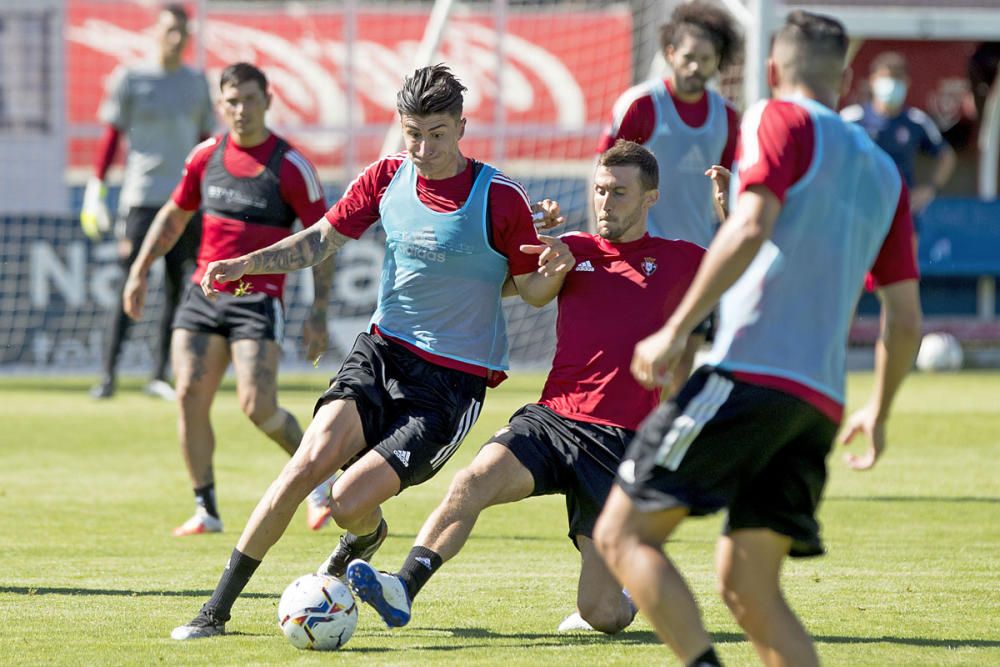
[539,232,705,431]
[172,132,328,299]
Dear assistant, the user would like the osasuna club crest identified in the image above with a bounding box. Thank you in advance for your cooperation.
[641,256,657,276]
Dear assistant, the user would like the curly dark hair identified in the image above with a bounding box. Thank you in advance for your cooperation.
[659,1,742,69]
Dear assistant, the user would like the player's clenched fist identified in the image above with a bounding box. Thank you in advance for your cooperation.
[531,198,565,231]
[122,270,148,321]
[520,234,575,278]
[200,257,250,298]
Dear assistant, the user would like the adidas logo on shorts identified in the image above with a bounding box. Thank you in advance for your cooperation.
[393,450,411,467]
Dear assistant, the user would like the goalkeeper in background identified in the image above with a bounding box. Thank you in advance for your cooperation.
[81,3,215,401]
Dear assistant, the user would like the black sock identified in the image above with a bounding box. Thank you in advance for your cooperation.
[688,646,722,667]
[204,549,261,622]
[194,483,218,519]
[397,546,443,600]
[342,518,386,550]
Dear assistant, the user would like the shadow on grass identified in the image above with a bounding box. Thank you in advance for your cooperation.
[0,585,278,600]
[345,626,1000,653]
[826,495,999,504]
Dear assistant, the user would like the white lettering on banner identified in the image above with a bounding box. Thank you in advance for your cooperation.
[31,242,86,308]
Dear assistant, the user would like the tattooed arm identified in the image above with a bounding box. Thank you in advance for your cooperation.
[123,201,195,320]
[199,219,350,298]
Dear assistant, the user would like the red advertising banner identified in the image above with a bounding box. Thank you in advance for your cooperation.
[67,3,633,173]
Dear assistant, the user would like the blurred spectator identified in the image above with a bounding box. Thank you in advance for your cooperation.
[842,51,956,216]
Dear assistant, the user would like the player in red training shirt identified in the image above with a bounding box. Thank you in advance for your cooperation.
[598,1,741,396]
[345,140,706,634]
[122,63,334,537]
[170,64,574,641]
[596,13,922,667]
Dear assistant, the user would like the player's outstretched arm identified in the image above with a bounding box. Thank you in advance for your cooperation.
[200,219,350,297]
[840,279,921,470]
[123,201,195,320]
[511,234,575,307]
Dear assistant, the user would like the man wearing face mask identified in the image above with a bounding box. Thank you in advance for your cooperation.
[842,51,956,217]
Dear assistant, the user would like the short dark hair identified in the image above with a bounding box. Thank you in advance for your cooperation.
[396,64,467,119]
[160,3,189,26]
[660,1,742,69]
[219,62,268,94]
[773,11,848,64]
[870,51,908,76]
[598,140,659,192]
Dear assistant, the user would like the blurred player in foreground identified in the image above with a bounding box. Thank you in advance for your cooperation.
[84,4,215,401]
[123,62,334,537]
[345,140,705,634]
[595,12,922,667]
[170,64,570,640]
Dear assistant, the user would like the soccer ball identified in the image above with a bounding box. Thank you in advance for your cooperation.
[277,573,358,650]
[915,332,963,372]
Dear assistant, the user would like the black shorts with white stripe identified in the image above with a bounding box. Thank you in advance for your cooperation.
[317,332,487,490]
[173,283,285,342]
[617,366,837,558]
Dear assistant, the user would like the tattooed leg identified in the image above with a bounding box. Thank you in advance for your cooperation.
[231,338,302,455]
[172,329,231,487]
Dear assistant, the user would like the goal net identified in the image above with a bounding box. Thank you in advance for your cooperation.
[3,0,747,375]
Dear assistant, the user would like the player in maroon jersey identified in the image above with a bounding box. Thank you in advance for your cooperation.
[122,63,334,537]
[344,140,706,634]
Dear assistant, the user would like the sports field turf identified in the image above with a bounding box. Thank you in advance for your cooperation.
[1,370,997,665]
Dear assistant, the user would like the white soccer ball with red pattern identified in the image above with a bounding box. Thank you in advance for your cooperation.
[278,573,358,650]
[916,332,964,372]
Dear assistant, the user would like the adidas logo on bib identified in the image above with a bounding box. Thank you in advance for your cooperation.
[575,261,594,272]
[394,450,411,467]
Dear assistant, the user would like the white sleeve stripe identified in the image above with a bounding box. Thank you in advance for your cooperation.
[608,82,656,136]
[491,175,531,209]
[907,108,943,144]
[342,154,406,196]
[284,150,323,202]
[186,136,219,165]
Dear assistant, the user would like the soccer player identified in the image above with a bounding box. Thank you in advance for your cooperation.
[123,62,334,537]
[344,140,705,634]
[841,51,956,217]
[169,64,570,640]
[599,0,740,248]
[82,4,215,401]
[594,12,922,667]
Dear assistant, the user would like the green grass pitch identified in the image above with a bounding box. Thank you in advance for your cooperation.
[1,370,997,665]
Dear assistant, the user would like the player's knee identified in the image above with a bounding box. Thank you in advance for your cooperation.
[578,599,628,635]
[241,394,274,426]
[717,570,770,623]
[443,465,495,514]
[327,493,371,528]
